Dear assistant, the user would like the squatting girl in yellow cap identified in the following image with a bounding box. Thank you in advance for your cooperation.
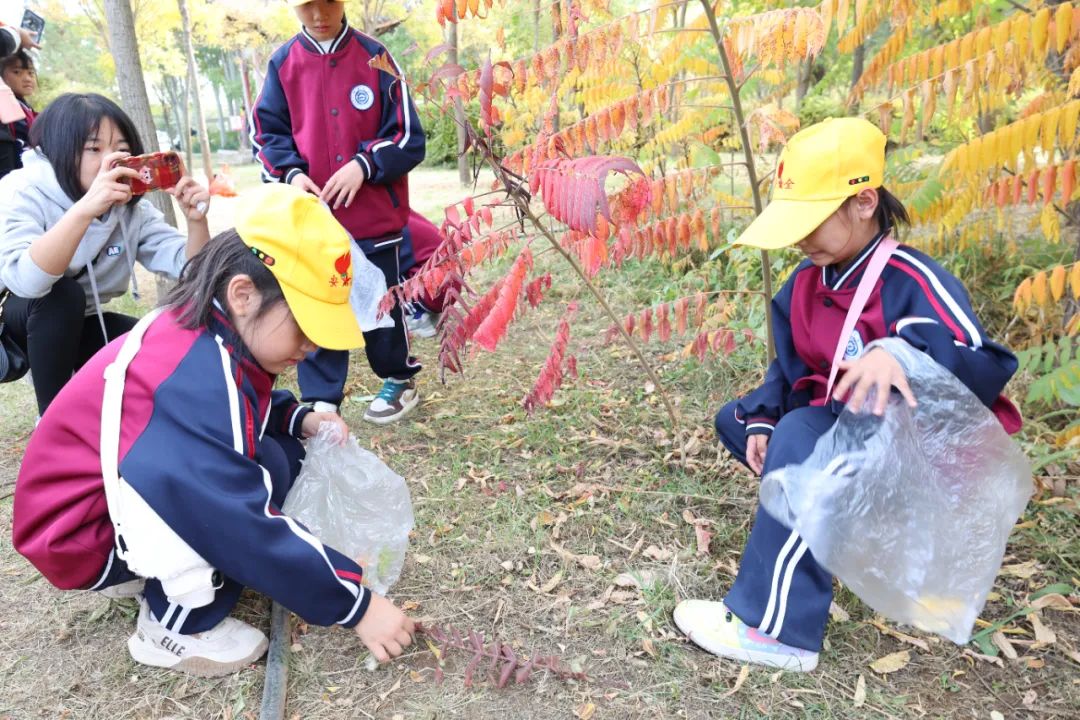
[673,117,1021,671]
[14,184,414,677]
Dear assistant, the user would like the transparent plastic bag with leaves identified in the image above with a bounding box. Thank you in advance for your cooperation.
[760,338,1033,644]
[283,423,414,594]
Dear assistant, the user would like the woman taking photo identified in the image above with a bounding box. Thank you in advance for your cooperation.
[0,93,211,415]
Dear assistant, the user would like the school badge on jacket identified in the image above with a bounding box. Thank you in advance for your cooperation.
[844,329,864,360]
[350,84,374,111]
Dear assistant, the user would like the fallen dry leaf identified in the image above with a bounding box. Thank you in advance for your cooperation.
[998,560,1039,579]
[574,701,596,720]
[1030,613,1056,645]
[1031,593,1074,611]
[641,637,657,657]
[642,544,673,561]
[1026,657,1046,669]
[576,554,603,571]
[829,601,851,622]
[414,554,432,565]
[614,570,657,589]
[1022,689,1037,707]
[869,620,930,652]
[540,571,563,594]
[853,674,866,707]
[869,650,911,674]
[962,648,1004,667]
[1065,649,1080,665]
[991,631,1018,660]
[721,664,750,698]
[694,525,713,556]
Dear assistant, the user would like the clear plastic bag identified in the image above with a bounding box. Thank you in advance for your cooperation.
[283,423,414,594]
[759,338,1033,644]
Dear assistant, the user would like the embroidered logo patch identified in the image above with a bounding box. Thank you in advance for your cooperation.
[331,250,352,287]
[844,329,865,360]
[350,84,374,111]
[777,160,795,189]
[106,245,122,257]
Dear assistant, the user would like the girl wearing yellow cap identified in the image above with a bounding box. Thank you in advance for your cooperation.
[13,184,415,677]
[673,117,1021,671]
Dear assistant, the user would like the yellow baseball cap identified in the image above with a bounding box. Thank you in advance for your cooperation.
[286,0,341,6]
[735,117,887,250]
[234,184,365,351]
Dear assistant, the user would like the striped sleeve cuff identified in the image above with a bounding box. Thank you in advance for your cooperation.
[354,152,373,181]
[283,167,305,185]
[338,585,371,628]
[744,416,777,437]
[287,404,312,439]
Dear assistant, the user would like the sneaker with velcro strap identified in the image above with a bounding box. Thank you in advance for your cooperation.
[363,378,419,425]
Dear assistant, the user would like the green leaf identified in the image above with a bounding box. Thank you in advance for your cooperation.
[1030,583,1075,600]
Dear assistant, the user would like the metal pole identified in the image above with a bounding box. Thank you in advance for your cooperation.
[259,602,290,720]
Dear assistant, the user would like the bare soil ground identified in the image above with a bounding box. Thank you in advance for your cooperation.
[1,167,1078,720]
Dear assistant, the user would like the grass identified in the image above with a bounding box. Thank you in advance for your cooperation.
[1,165,1078,719]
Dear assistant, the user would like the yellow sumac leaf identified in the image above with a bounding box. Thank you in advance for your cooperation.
[1025,113,1043,161]
[959,32,975,65]
[993,19,1011,62]
[1051,265,1067,301]
[1014,276,1032,311]
[1056,3,1073,55]
[975,26,992,61]
[1071,262,1080,299]
[1012,12,1031,59]
[1061,101,1080,152]
[1070,67,1080,98]
[1042,108,1062,154]
[1034,7,1051,57]
[1041,204,1061,243]
[931,44,945,78]
[1032,271,1050,305]
[838,0,851,34]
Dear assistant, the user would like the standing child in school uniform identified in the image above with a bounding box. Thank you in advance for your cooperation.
[13,184,416,677]
[252,0,426,425]
[673,118,1021,671]
[1,49,37,163]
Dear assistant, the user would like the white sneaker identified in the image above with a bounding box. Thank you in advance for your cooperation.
[673,599,819,672]
[405,310,439,338]
[98,578,145,599]
[127,597,268,677]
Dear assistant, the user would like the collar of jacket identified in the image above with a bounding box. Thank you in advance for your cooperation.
[206,303,274,397]
[298,17,352,55]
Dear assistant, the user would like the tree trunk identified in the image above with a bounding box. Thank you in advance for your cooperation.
[178,0,214,182]
[156,85,175,146]
[447,22,470,187]
[796,58,814,108]
[239,52,255,146]
[213,82,228,150]
[101,0,178,229]
[533,0,541,52]
[179,73,193,171]
[851,43,866,92]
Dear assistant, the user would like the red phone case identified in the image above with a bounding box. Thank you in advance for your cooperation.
[117,152,185,196]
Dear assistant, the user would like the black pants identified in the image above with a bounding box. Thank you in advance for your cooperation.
[297,244,421,405]
[3,276,138,415]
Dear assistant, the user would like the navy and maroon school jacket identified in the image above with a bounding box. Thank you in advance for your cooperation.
[13,306,371,627]
[251,19,425,246]
[734,232,1020,437]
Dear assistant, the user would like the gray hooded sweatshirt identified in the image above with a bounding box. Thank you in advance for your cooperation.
[0,150,188,338]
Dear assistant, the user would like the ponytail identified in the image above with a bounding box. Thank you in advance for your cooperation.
[875,186,910,234]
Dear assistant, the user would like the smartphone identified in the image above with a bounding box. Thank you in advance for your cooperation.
[116,152,185,196]
[20,9,45,45]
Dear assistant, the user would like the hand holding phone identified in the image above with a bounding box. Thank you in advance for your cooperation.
[20,9,45,46]
[115,152,185,196]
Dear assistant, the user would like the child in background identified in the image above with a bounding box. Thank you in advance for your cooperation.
[673,117,1020,671]
[252,0,426,425]
[1,49,38,160]
[13,184,416,677]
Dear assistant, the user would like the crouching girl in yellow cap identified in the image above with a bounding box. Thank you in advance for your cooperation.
[673,117,1021,671]
[14,184,414,677]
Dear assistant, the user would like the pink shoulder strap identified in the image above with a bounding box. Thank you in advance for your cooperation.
[825,234,899,400]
